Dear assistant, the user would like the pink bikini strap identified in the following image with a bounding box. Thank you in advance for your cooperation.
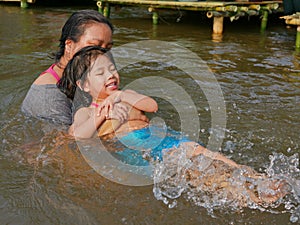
[91,102,99,108]
[40,64,60,82]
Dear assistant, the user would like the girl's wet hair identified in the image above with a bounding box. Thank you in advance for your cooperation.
[55,10,113,62]
[57,45,108,112]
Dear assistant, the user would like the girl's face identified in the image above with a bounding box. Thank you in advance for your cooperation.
[82,54,120,100]
[67,22,113,60]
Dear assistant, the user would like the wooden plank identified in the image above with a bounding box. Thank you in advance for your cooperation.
[97,0,282,12]
[281,13,300,25]
[0,0,35,2]
[97,0,282,8]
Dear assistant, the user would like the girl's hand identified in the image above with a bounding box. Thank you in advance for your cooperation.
[127,106,149,122]
[96,91,122,116]
[106,102,128,123]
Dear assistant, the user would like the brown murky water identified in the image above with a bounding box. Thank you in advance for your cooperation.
[0,3,299,225]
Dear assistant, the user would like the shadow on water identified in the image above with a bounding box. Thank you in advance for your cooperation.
[0,3,299,225]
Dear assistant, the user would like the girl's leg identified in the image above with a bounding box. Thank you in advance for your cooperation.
[183,142,240,168]
[181,142,290,206]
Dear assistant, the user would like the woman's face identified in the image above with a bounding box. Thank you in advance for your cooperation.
[83,54,120,101]
[68,22,113,59]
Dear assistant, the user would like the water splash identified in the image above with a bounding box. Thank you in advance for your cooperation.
[153,147,192,208]
[265,152,300,223]
[153,146,300,222]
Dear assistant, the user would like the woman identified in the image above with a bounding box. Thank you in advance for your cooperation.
[21,10,115,125]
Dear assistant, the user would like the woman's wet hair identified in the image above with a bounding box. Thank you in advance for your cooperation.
[55,10,113,62]
[57,45,108,113]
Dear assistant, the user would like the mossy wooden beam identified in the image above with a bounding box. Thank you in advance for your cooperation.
[103,3,111,17]
[148,7,159,25]
[260,10,269,32]
[281,13,300,49]
[20,0,28,8]
[152,11,159,25]
[296,26,300,49]
[97,1,104,14]
[97,1,111,17]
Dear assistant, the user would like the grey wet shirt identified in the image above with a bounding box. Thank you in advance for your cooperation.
[21,84,72,125]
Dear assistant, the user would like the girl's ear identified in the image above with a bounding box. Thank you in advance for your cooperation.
[76,80,84,91]
[76,80,90,92]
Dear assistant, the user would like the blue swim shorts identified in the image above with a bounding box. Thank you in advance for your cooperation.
[111,126,190,166]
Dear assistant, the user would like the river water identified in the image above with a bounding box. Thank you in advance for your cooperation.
[0,3,299,225]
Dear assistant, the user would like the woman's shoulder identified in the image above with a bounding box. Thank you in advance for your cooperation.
[22,83,71,116]
[33,72,59,85]
[29,83,57,90]
[25,83,66,97]
[33,64,61,85]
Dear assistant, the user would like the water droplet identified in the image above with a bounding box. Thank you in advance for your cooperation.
[290,215,299,223]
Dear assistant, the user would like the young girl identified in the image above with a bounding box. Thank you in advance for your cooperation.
[58,46,289,207]
[58,46,239,166]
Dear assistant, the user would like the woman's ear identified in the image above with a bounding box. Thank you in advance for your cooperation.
[65,39,72,50]
[65,39,73,60]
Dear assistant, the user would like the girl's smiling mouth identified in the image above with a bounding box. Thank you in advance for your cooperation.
[105,80,118,90]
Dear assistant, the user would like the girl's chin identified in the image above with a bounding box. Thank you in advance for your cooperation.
[97,90,118,99]
[108,88,119,94]
[107,86,119,92]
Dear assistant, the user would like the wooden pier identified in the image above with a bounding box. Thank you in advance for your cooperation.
[0,0,35,8]
[96,0,283,34]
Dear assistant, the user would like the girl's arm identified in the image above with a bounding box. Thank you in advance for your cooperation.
[69,103,128,139]
[105,90,158,113]
[68,107,106,138]
[121,90,158,112]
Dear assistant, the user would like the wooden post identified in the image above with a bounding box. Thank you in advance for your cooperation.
[260,10,268,32]
[103,4,111,18]
[212,33,223,42]
[152,11,159,25]
[97,1,104,14]
[296,26,300,49]
[152,23,157,38]
[213,17,224,34]
[20,0,28,8]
